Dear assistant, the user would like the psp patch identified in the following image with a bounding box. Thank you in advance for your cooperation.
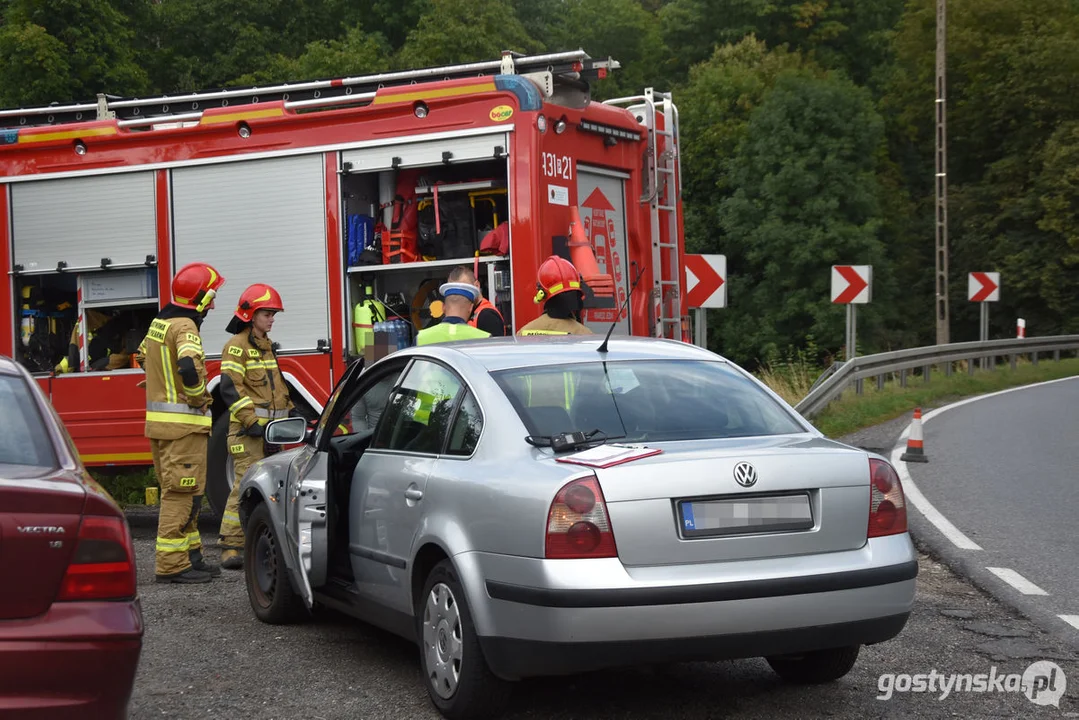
[179,476,197,488]
[229,443,245,454]
[228,346,244,357]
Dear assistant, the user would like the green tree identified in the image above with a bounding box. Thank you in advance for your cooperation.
[545,0,671,99]
[716,69,888,366]
[0,0,148,103]
[233,25,391,86]
[396,0,541,68]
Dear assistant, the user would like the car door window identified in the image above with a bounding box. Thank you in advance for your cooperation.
[372,360,463,454]
[446,391,482,456]
[0,376,56,468]
[337,370,404,437]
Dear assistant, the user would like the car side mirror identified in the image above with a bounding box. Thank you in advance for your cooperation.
[265,417,308,445]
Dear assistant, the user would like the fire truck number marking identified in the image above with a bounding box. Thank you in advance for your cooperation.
[542,153,572,181]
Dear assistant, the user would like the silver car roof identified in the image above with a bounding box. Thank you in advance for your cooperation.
[392,335,729,372]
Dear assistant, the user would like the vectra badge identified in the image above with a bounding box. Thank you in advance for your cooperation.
[17,526,66,534]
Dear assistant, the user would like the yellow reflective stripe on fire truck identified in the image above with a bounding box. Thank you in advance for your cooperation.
[200,107,284,125]
[373,81,497,105]
[160,346,178,403]
[220,360,246,376]
[156,536,189,553]
[145,411,213,428]
[18,125,118,144]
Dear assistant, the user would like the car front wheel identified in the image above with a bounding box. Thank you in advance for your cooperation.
[418,559,511,720]
[766,645,860,684]
[244,502,305,625]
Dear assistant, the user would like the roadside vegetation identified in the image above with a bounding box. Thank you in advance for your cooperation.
[760,356,1079,439]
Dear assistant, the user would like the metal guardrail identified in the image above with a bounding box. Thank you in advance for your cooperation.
[794,334,1079,418]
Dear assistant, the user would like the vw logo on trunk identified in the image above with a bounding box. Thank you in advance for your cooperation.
[733,462,758,487]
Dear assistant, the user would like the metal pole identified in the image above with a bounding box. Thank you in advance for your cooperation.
[694,308,706,348]
[845,304,854,361]
[935,0,951,345]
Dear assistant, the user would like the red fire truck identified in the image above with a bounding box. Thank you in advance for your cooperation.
[0,50,687,514]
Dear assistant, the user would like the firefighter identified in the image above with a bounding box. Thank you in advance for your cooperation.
[517,255,594,336]
[446,266,505,336]
[217,284,295,570]
[415,282,491,345]
[136,262,225,584]
[54,309,131,373]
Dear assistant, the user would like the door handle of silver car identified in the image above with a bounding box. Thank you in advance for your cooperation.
[404,487,424,501]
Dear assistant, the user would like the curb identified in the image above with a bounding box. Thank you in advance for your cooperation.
[123,503,220,532]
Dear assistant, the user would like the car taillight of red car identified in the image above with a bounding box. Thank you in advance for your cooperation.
[57,515,137,602]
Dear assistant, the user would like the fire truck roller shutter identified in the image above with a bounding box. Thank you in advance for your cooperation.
[171,154,330,356]
[11,172,156,273]
[339,131,510,172]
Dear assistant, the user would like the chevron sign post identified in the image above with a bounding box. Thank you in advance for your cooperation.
[831,265,872,360]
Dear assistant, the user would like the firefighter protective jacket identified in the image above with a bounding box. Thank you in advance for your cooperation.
[517,314,593,336]
[136,307,213,440]
[218,331,293,429]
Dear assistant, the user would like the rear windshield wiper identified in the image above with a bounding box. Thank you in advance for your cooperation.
[525,429,625,453]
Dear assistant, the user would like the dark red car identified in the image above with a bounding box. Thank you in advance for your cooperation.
[0,354,143,718]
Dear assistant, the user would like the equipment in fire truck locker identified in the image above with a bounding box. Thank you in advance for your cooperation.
[14,269,158,374]
[341,159,511,361]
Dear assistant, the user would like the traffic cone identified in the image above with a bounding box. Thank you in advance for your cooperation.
[900,408,929,463]
[567,206,614,297]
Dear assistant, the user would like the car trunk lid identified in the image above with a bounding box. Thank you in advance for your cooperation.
[592,436,871,566]
[0,466,85,620]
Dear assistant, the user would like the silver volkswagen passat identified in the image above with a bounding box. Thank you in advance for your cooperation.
[237,336,917,720]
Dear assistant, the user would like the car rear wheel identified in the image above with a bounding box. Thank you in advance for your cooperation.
[418,559,511,720]
[766,645,860,684]
[244,502,304,625]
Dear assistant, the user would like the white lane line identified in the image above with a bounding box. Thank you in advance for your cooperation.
[891,444,983,550]
[1060,615,1079,631]
[889,375,1079,552]
[986,567,1049,595]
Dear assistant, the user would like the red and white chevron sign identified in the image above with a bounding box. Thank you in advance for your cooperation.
[968,272,1000,302]
[830,265,872,304]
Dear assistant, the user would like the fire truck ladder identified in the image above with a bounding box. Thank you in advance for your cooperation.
[0,50,620,129]
[604,88,682,338]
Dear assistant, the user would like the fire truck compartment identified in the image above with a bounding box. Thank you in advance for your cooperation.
[340,137,513,359]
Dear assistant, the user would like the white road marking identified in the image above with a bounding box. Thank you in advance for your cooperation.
[891,444,983,550]
[1060,615,1079,631]
[889,374,1079,552]
[986,567,1049,596]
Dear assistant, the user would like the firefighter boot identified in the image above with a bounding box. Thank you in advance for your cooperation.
[190,548,221,577]
[155,567,213,584]
[221,548,243,570]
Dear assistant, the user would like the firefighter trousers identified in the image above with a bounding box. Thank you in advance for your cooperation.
[218,421,266,550]
[151,433,208,577]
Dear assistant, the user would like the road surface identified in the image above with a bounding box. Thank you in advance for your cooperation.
[905,377,1079,642]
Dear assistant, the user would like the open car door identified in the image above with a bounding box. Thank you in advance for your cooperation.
[282,357,367,609]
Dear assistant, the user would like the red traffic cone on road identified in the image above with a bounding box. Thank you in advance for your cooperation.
[900,408,929,463]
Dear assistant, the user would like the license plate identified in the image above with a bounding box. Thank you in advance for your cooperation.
[678,493,813,538]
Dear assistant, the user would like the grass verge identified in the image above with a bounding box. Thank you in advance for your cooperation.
[783,358,1079,439]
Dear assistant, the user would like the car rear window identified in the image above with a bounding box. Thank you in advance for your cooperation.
[491,359,805,443]
[0,375,57,468]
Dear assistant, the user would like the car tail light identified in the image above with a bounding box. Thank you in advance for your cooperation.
[57,515,137,601]
[545,476,617,559]
[868,459,907,538]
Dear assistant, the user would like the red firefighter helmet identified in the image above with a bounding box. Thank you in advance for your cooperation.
[533,255,582,304]
[172,262,225,312]
[234,283,284,322]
